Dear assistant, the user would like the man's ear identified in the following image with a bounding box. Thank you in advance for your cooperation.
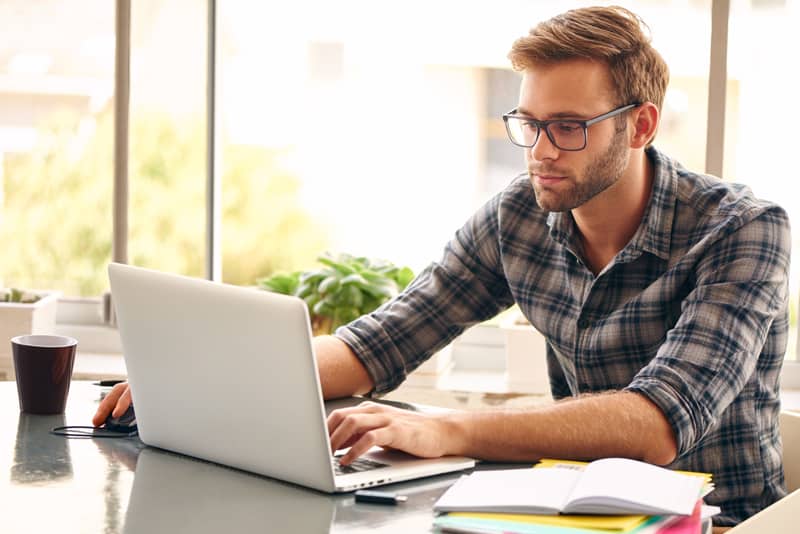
[629,102,659,149]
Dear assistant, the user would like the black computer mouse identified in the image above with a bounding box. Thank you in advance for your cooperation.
[105,404,138,433]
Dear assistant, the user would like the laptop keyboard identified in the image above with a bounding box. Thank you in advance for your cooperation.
[332,456,390,475]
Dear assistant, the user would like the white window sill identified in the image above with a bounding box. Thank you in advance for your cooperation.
[782,390,800,412]
[72,351,127,381]
[64,347,800,414]
[52,305,800,412]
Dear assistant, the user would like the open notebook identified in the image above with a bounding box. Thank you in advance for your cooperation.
[433,457,706,516]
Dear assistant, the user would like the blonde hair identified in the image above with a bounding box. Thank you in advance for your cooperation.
[508,6,669,114]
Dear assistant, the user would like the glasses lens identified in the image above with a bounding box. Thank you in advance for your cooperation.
[546,121,586,150]
[505,117,538,147]
[505,118,587,150]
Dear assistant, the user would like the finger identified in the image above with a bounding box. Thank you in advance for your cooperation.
[356,401,403,415]
[338,431,369,451]
[329,413,373,453]
[111,386,132,418]
[335,429,373,452]
[327,409,345,436]
[92,382,128,426]
[339,428,392,465]
[329,413,388,453]
[327,403,392,435]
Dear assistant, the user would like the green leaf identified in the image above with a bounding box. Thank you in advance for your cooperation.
[358,270,384,284]
[318,275,340,295]
[321,293,339,308]
[361,295,384,314]
[303,294,320,310]
[359,280,394,300]
[295,282,315,299]
[317,255,355,275]
[333,307,361,330]
[339,273,370,288]
[257,272,300,295]
[393,267,415,289]
[343,284,363,308]
[312,299,334,317]
[299,271,326,285]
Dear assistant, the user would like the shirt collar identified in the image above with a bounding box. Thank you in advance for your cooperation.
[545,146,676,262]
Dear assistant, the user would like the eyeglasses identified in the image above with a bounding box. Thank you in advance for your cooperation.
[502,103,639,151]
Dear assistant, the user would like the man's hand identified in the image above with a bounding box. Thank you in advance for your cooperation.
[92,382,133,427]
[327,401,462,465]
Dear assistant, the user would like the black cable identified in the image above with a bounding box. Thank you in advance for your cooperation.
[50,426,138,439]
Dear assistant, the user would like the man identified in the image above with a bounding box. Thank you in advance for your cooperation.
[95,6,790,526]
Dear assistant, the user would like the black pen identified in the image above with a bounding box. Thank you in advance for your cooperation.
[354,490,408,505]
[93,379,126,387]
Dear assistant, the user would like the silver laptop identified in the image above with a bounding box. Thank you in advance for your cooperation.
[108,262,475,492]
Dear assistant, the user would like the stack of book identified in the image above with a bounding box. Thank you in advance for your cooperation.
[432,458,717,534]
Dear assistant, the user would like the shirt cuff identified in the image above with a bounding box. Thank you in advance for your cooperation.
[333,321,402,396]
[626,377,697,458]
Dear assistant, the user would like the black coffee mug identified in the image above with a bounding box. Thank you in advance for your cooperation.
[11,335,77,414]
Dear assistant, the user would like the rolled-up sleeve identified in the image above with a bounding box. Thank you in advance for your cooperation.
[334,193,516,394]
[626,206,791,456]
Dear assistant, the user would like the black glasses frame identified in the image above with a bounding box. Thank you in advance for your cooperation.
[502,103,640,151]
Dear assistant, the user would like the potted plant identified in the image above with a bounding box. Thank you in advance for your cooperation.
[257,253,415,336]
[0,288,60,380]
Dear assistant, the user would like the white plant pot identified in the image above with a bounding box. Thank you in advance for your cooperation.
[502,318,550,395]
[404,345,454,387]
[0,291,60,380]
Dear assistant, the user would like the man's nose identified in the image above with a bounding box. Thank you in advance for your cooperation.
[530,129,560,161]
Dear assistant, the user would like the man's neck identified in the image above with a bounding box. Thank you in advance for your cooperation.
[572,150,653,275]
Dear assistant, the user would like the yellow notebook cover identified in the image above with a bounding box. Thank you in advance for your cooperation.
[535,458,714,491]
[536,458,711,478]
[448,511,648,532]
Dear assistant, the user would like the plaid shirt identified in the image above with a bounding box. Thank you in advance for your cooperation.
[335,146,790,525]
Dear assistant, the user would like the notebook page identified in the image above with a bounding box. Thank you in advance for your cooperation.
[433,467,582,514]
[564,458,703,515]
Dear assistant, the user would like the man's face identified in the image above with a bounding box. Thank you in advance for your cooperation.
[517,59,631,212]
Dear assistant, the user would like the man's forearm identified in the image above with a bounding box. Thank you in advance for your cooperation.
[443,391,678,465]
[314,335,375,399]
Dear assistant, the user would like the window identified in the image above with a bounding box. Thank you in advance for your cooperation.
[2,1,796,384]
[0,0,209,294]
[726,0,800,361]
[216,0,713,283]
[0,0,114,296]
[0,0,714,295]
[128,0,208,278]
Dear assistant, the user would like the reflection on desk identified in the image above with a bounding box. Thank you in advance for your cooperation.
[0,381,475,534]
[125,447,467,534]
[12,413,73,484]
[125,447,338,533]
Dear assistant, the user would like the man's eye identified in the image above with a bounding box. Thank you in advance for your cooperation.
[555,122,581,133]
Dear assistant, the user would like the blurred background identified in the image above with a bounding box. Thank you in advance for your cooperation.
[0,0,797,357]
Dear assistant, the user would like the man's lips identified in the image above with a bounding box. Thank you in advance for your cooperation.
[531,173,567,185]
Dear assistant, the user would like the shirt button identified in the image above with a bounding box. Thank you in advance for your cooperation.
[577,318,590,329]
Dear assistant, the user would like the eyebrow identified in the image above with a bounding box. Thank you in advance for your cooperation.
[515,107,591,120]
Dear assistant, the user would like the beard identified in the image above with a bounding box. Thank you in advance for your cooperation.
[529,127,629,212]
